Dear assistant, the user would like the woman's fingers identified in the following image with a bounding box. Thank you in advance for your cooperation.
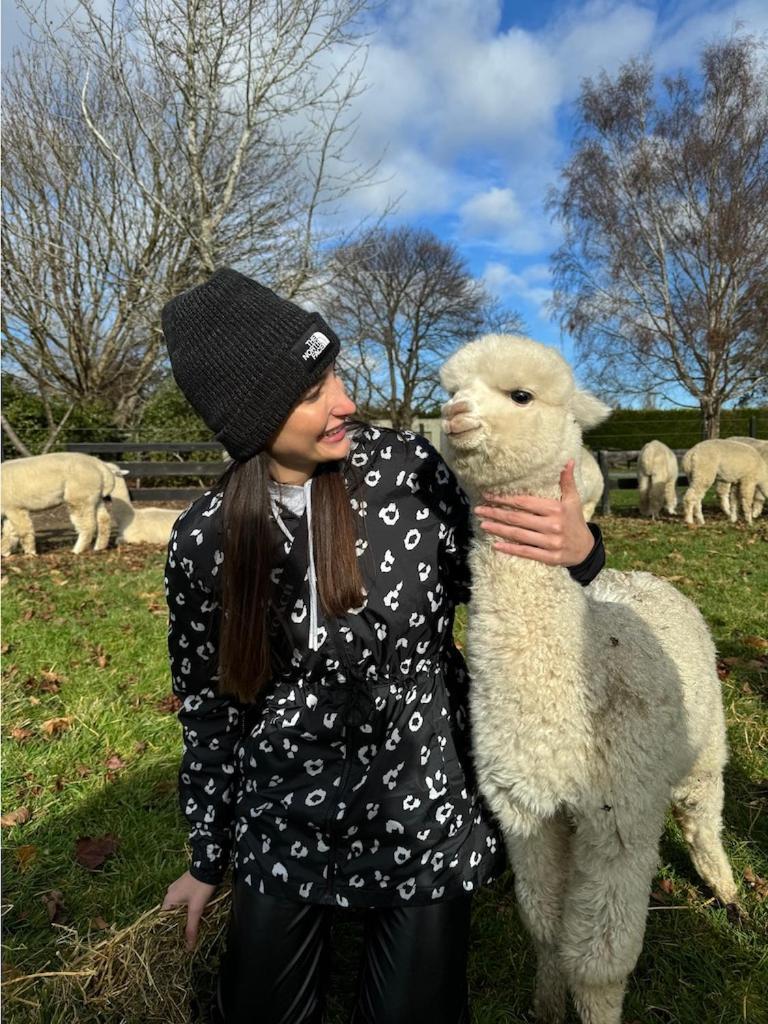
[479,520,563,551]
[476,506,564,535]
[185,903,203,951]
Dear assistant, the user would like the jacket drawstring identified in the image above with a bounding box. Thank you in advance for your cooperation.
[270,480,320,652]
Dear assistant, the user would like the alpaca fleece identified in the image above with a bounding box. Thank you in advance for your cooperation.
[441,334,737,1024]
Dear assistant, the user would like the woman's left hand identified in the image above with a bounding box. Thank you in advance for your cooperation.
[473,459,595,567]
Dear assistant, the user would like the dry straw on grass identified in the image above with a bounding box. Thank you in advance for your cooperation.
[2,889,231,1024]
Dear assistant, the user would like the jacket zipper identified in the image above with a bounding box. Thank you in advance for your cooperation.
[322,617,359,899]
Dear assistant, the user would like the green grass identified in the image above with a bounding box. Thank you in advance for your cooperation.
[2,500,767,1023]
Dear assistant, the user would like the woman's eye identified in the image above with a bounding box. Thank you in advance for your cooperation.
[508,390,533,405]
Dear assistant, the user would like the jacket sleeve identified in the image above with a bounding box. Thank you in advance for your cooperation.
[566,521,606,586]
[164,525,242,885]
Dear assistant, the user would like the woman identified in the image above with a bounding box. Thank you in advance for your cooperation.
[159,269,605,1024]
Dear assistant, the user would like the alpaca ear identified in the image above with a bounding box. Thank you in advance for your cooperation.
[571,389,612,429]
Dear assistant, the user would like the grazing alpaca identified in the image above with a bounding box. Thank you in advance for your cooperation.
[637,440,678,518]
[1,453,122,556]
[682,439,768,526]
[440,334,737,1024]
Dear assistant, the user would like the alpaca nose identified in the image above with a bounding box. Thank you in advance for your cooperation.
[442,399,470,417]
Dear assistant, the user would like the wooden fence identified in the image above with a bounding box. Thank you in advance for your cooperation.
[65,440,693,515]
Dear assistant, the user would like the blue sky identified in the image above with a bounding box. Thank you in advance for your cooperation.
[3,0,767,397]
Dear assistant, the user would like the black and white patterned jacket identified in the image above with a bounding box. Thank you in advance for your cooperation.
[163,425,605,907]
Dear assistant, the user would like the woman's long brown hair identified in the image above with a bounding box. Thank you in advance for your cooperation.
[217,450,365,703]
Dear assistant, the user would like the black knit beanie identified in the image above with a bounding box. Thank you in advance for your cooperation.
[161,268,341,460]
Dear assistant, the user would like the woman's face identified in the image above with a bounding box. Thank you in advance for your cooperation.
[266,364,357,484]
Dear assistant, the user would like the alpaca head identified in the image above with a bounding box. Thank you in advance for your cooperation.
[440,334,611,494]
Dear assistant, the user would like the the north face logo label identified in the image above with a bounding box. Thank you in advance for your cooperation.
[302,332,331,362]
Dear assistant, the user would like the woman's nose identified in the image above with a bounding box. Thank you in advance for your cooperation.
[333,378,357,415]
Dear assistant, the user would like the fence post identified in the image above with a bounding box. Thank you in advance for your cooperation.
[749,415,756,438]
[598,450,611,516]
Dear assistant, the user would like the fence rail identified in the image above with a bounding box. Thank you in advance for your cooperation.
[64,442,228,502]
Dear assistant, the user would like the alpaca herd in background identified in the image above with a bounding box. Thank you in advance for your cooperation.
[1,383,765,556]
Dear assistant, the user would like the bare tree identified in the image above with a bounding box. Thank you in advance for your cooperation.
[2,48,175,432]
[2,0,376,447]
[549,36,768,438]
[326,226,524,428]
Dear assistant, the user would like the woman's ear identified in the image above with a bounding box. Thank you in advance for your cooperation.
[570,389,612,429]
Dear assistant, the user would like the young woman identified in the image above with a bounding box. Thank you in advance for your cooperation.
[159,269,605,1024]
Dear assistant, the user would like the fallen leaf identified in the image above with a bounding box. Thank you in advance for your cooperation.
[21,608,35,620]
[133,740,148,754]
[658,878,674,895]
[28,696,41,706]
[15,844,38,870]
[1,806,31,827]
[41,889,65,923]
[90,915,110,931]
[9,726,33,742]
[75,763,93,778]
[41,716,73,737]
[650,888,672,905]
[75,834,120,871]
[105,754,126,771]
[1,642,10,654]
[743,636,768,651]
[716,661,731,681]
[155,694,181,714]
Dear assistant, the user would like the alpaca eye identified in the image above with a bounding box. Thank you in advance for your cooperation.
[508,390,533,405]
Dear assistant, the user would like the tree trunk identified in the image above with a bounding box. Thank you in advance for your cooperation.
[1,413,33,458]
[700,399,721,440]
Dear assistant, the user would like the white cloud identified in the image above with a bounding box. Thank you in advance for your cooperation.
[482,261,554,318]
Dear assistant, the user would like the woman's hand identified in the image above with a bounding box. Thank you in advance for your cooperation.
[474,459,595,567]
[161,870,219,951]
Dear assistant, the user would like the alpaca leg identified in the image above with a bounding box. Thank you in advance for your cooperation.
[738,480,756,527]
[1,516,18,555]
[672,770,738,905]
[682,486,704,525]
[715,480,732,519]
[68,503,97,554]
[649,479,665,518]
[4,509,36,556]
[94,500,112,550]
[664,478,678,515]
[560,814,661,1024]
[637,476,650,516]
[506,817,571,1024]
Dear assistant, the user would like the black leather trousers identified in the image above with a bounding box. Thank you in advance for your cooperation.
[214,874,472,1024]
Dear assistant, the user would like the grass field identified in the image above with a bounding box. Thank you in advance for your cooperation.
[2,491,767,1023]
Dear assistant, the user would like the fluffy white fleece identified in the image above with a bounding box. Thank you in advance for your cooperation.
[578,447,603,521]
[108,472,182,545]
[682,439,768,526]
[440,334,737,1024]
[637,440,678,518]
[1,453,121,556]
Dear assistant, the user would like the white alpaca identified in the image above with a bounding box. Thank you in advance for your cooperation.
[440,334,737,1024]
[108,472,182,545]
[578,447,603,521]
[714,437,768,521]
[1,453,123,556]
[636,440,678,518]
[682,439,768,526]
